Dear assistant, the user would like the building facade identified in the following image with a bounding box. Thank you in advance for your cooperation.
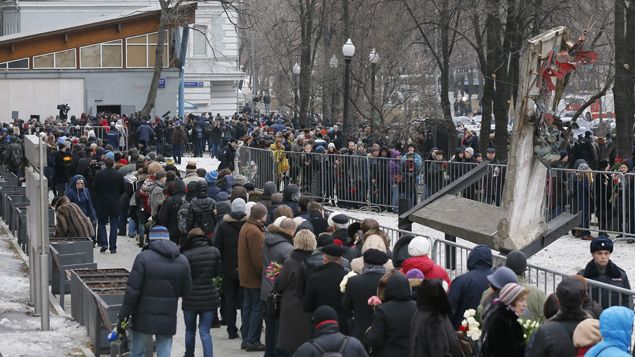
[0,0,244,117]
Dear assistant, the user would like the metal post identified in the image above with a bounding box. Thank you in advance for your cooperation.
[38,136,49,330]
[343,57,352,139]
[371,62,376,130]
[622,173,628,238]
[178,26,190,119]
[366,156,372,210]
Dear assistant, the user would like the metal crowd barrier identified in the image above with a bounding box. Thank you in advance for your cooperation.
[29,125,129,151]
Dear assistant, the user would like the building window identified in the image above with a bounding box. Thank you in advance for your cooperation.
[80,40,123,68]
[0,58,29,69]
[193,25,207,56]
[126,32,169,68]
[33,49,76,69]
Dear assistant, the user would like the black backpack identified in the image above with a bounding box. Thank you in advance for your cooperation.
[310,337,349,357]
[190,198,216,237]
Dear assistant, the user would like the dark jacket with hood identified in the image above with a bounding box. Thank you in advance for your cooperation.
[366,273,417,357]
[303,261,349,332]
[65,174,96,222]
[157,179,186,245]
[180,233,221,311]
[291,322,368,357]
[213,211,247,280]
[186,181,216,235]
[526,278,591,357]
[282,185,301,217]
[118,239,192,335]
[480,301,525,357]
[579,259,631,309]
[308,210,329,236]
[447,245,493,328]
[260,226,294,301]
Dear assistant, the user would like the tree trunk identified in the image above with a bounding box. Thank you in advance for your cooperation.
[141,5,168,117]
[479,74,494,151]
[298,0,314,128]
[614,0,635,159]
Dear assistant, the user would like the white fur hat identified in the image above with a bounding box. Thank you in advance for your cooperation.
[408,236,431,257]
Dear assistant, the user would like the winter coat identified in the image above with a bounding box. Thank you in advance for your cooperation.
[586,307,635,357]
[157,180,186,245]
[218,144,236,171]
[92,167,126,219]
[303,262,349,330]
[260,228,294,300]
[292,323,369,357]
[307,211,329,236]
[54,149,73,184]
[447,245,493,328]
[150,180,165,218]
[180,235,221,311]
[366,273,417,357]
[578,260,632,309]
[237,218,265,288]
[349,234,395,274]
[171,126,188,145]
[65,175,96,222]
[136,124,155,144]
[342,267,386,345]
[401,255,452,288]
[55,197,95,238]
[526,307,590,357]
[274,250,314,352]
[185,191,216,235]
[409,309,460,357]
[118,239,192,335]
[207,182,221,201]
[479,302,525,357]
[213,212,246,280]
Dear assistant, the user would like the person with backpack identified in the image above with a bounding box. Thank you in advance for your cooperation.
[193,121,204,157]
[185,181,217,238]
[292,305,368,357]
[213,197,248,340]
[157,179,187,245]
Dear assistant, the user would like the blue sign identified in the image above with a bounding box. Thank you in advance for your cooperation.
[184,81,205,88]
[158,78,166,89]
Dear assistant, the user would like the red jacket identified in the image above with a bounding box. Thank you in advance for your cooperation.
[400,255,451,288]
[575,347,591,357]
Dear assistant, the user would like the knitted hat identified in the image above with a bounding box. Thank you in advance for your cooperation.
[217,191,230,201]
[273,216,287,227]
[590,236,613,253]
[166,158,175,166]
[149,226,170,240]
[245,201,256,217]
[573,319,601,348]
[556,276,585,311]
[464,147,474,155]
[263,181,277,196]
[317,233,334,247]
[498,282,526,306]
[487,266,518,289]
[249,203,268,219]
[364,248,389,265]
[104,151,115,160]
[328,142,336,149]
[505,251,528,276]
[244,183,255,192]
[408,236,431,257]
[311,305,338,327]
[205,170,218,183]
[294,229,317,251]
[406,268,425,280]
[231,198,246,214]
[322,244,345,257]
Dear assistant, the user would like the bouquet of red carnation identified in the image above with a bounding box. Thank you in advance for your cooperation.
[265,261,282,282]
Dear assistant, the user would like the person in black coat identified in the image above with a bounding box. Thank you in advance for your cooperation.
[303,244,349,332]
[92,156,126,253]
[342,249,389,346]
[117,226,192,356]
[526,276,591,357]
[218,140,237,171]
[479,283,528,357]
[180,228,221,357]
[157,179,186,245]
[409,278,460,357]
[213,204,247,339]
[366,271,417,357]
[307,202,329,236]
[448,244,493,328]
[292,306,369,357]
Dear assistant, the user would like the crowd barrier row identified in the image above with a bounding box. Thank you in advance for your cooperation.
[24,125,130,152]
[237,146,634,238]
[330,210,635,310]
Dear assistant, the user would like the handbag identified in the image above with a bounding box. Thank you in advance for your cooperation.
[265,290,282,319]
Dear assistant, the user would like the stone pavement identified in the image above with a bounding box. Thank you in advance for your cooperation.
[94,232,260,357]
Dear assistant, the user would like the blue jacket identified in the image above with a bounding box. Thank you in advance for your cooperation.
[65,174,96,222]
[106,130,120,149]
[136,124,155,144]
[447,245,493,328]
[207,182,221,201]
[586,306,634,357]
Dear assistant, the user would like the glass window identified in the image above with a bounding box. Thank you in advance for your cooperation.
[7,58,28,69]
[33,54,54,68]
[127,45,147,67]
[102,44,122,67]
[80,45,100,68]
[55,49,76,68]
[127,35,146,44]
[0,63,6,69]
[193,25,207,56]
[147,33,158,44]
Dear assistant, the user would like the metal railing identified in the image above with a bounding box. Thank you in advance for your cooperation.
[27,125,130,151]
[236,146,633,237]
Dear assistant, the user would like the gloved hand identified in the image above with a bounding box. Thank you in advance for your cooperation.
[116,321,126,335]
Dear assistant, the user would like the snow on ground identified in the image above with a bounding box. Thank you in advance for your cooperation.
[0,233,88,357]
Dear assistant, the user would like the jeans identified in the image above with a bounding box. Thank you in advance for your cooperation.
[97,215,120,251]
[241,288,263,345]
[210,142,219,158]
[223,278,240,335]
[173,144,183,165]
[128,217,137,237]
[183,309,214,357]
[130,330,172,357]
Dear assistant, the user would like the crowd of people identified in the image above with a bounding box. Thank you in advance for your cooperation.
[1,111,635,356]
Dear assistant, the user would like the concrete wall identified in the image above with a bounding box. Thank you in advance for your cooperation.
[0,68,178,121]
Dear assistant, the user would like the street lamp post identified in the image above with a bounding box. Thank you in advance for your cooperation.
[369,48,379,130]
[342,38,355,139]
[292,62,301,128]
[329,55,338,126]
